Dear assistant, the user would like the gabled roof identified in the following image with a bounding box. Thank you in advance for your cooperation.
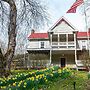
[28,33,48,39]
[77,32,90,38]
[48,16,78,32]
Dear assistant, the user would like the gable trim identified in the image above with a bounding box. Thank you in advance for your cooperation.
[48,16,78,32]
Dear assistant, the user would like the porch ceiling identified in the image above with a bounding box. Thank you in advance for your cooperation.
[52,50,75,54]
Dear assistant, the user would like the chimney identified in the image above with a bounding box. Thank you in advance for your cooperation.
[89,28,90,32]
[31,29,35,34]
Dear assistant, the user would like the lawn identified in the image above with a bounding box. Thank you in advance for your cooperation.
[47,71,88,90]
[11,69,36,75]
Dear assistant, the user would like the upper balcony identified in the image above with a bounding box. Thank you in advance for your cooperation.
[51,41,75,50]
[50,33,76,50]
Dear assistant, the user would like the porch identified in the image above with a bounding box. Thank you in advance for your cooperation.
[27,50,50,68]
[50,33,76,50]
[51,50,76,68]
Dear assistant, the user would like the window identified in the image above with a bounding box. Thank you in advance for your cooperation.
[82,46,86,50]
[59,34,66,42]
[68,34,74,41]
[52,35,58,42]
[82,41,86,50]
[41,42,44,48]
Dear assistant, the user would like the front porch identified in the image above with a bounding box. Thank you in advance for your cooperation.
[27,50,50,68]
[51,50,76,68]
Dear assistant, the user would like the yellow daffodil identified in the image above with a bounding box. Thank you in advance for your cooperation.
[13,83,16,86]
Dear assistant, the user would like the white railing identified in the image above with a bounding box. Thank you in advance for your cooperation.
[51,42,75,46]
[59,42,67,45]
[76,60,83,66]
[52,42,58,45]
[68,42,75,45]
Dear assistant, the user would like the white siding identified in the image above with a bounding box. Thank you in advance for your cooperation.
[27,41,50,49]
[52,21,75,34]
[77,40,88,50]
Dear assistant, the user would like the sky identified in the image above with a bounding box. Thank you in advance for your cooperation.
[41,0,87,32]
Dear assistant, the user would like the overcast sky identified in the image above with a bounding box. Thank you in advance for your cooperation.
[41,0,87,32]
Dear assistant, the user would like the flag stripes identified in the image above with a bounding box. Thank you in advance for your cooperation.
[67,0,83,13]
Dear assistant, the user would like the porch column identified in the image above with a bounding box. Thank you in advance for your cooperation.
[58,34,59,48]
[28,53,30,69]
[74,32,78,70]
[50,34,52,46]
[66,34,68,48]
[50,33,52,65]
[50,50,52,65]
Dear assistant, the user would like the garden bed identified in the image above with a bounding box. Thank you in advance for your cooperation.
[0,66,72,90]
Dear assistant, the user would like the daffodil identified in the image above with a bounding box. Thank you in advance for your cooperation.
[13,83,16,86]
[24,82,27,85]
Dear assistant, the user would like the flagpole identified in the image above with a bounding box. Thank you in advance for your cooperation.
[83,0,90,56]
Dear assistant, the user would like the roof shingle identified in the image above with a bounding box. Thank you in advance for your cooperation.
[28,33,48,39]
[77,32,90,37]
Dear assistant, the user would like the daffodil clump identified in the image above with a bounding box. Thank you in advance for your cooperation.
[0,66,72,90]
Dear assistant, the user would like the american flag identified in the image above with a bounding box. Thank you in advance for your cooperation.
[67,0,83,13]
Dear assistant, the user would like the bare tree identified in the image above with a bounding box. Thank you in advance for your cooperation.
[0,0,48,76]
[81,0,90,26]
[80,0,90,71]
[80,50,90,71]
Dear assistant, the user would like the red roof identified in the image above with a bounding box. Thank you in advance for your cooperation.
[28,32,90,39]
[28,33,48,39]
[77,32,90,37]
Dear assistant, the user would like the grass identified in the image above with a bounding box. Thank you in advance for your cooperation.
[47,71,88,90]
[11,69,36,75]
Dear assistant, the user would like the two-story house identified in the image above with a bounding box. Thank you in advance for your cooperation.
[27,17,90,69]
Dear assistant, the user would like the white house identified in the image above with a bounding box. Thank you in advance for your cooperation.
[27,17,90,69]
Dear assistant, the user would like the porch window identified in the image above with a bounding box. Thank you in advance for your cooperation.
[52,35,58,42]
[59,34,66,42]
[41,42,44,48]
[68,34,74,41]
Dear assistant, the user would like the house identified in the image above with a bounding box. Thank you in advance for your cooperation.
[27,17,90,69]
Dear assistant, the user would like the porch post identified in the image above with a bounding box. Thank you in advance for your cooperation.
[66,34,68,48]
[49,33,52,65]
[28,53,30,69]
[74,32,78,70]
[58,34,59,47]
[50,34,52,45]
[50,50,52,65]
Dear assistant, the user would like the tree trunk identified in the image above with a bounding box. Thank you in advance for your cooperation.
[2,0,17,74]
[0,48,6,77]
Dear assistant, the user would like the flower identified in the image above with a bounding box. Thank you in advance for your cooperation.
[24,82,27,85]
[31,77,34,81]
[58,69,62,73]
[13,83,16,86]
[45,79,48,82]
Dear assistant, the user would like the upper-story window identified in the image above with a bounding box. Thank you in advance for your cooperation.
[41,42,44,48]
[82,40,86,49]
[59,34,66,42]
[68,34,74,41]
[52,35,58,42]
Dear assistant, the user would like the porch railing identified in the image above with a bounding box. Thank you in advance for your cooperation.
[76,60,83,66]
[51,41,75,49]
[52,41,75,45]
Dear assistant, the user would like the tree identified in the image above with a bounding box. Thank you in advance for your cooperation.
[81,0,90,71]
[81,0,90,26]
[0,0,48,76]
[80,50,90,71]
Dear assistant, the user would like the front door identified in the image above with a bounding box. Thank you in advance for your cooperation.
[60,58,66,67]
